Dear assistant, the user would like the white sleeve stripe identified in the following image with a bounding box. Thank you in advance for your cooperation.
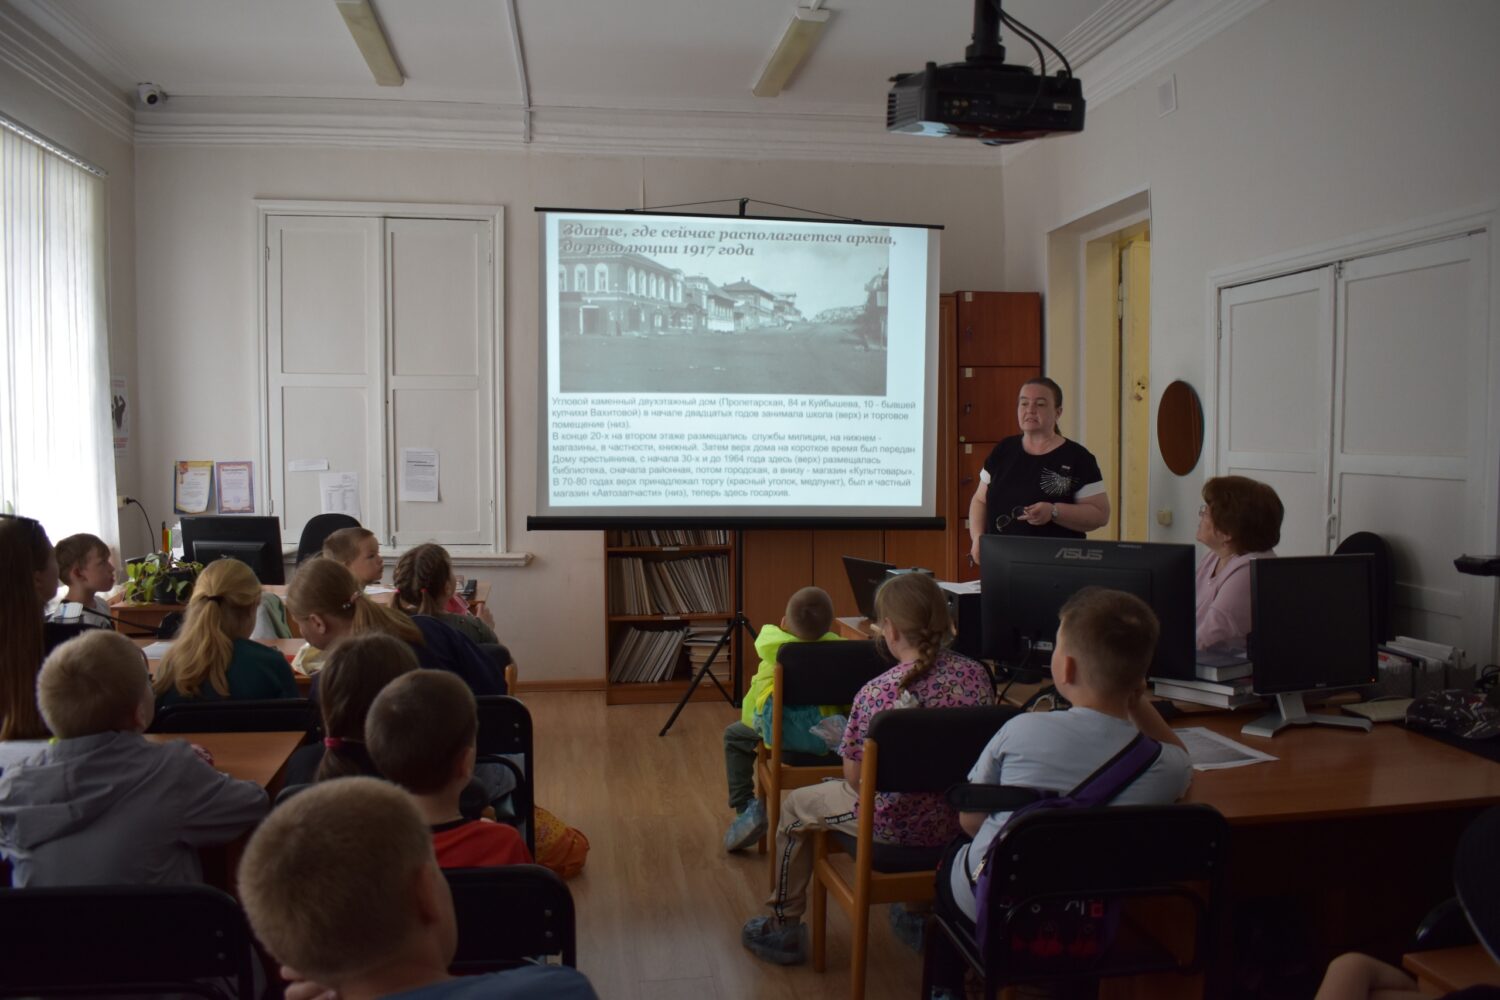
[979,468,991,485]
[1074,481,1107,499]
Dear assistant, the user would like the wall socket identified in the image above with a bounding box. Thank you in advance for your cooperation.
[1156,508,1173,527]
[116,494,128,509]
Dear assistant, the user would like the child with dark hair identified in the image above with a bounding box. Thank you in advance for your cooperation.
[0,514,57,742]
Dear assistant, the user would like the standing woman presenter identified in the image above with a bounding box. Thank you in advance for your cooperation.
[968,377,1111,565]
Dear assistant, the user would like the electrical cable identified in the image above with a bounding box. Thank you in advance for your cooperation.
[1000,7,1073,77]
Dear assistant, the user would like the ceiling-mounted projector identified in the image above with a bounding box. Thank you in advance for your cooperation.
[887,1,1084,145]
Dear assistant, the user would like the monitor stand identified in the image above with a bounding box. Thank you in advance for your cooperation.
[1242,692,1373,738]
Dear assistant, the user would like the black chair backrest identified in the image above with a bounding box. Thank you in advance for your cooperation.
[867,705,1019,793]
[475,696,534,855]
[274,782,311,808]
[1455,804,1500,958]
[778,640,889,705]
[444,864,576,972]
[1335,530,1395,641]
[0,883,255,997]
[296,513,362,565]
[150,697,315,734]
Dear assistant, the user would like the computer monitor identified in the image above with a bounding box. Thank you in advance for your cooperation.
[1241,553,1378,738]
[180,515,285,585]
[843,556,896,621]
[979,535,1196,683]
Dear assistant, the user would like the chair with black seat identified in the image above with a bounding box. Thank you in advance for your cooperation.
[150,697,316,734]
[922,803,1229,1000]
[295,513,361,566]
[444,864,576,972]
[475,695,534,855]
[809,703,1019,1000]
[1336,531,1396,642]
[0,883,255,998]
[753,639,888,875]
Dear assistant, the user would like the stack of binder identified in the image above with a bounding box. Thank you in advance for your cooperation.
[1153,652,1258,708]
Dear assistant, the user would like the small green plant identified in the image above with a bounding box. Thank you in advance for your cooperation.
[124,553,203,605]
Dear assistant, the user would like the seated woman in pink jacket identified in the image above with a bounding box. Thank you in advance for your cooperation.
[1195,475,1284,652]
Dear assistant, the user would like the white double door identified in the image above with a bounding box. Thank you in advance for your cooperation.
[1217,233,1495,659]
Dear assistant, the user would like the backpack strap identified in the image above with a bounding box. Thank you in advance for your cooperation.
[1062,732,1164,808]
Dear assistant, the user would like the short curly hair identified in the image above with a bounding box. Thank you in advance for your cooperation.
[1202,476,1284,554]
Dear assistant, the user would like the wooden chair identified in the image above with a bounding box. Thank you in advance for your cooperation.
[809,704,1018,1000]
[0,883,255,997]
[444,864,577,971]
[753,640,887,881]
[922,803,1229,1000]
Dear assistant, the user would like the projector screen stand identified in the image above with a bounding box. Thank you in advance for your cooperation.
[660,530,756,737]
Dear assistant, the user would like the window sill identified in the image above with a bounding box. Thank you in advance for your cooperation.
[280,546,533,569]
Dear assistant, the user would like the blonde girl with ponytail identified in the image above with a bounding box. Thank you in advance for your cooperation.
[287,558,505,696]
[154,559,299,706]
[744,571,994,963]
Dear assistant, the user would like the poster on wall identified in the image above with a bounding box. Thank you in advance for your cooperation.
[216,461,255,514]
[173,460,214,514]
[110,375,129,456]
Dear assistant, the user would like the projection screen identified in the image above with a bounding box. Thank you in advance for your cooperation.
[530,209,942,529]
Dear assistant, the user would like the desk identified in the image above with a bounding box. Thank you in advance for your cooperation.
[143,730,303,792]
[1403,945,1500,993]
[111,602,185,637]
[835,615,876,640]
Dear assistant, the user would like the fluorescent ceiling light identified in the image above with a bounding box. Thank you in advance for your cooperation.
[753,6,832,98]
[335,0,404,87]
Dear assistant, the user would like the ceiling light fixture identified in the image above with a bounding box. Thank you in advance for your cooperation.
[335,0,404,87]
[752,2,831,98]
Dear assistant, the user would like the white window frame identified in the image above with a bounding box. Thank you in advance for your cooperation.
[255,199,522,564]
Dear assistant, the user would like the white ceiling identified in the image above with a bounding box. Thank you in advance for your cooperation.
[5,0,1191,161]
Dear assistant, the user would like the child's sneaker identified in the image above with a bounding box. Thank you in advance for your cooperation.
[888,901,927,953]
[741,915,807,965]
[723,798,767,853]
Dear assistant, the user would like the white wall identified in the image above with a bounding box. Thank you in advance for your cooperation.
[1001,0,1500,546]
[132,145,1005,682]
[0,62,140,554]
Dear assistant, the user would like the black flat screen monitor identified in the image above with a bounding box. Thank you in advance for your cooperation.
[979,535,1196,682]
[843,556,896,621]
[181,516,285,585]
[1249,554,1378,695]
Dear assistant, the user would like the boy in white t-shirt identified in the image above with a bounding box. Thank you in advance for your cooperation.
[945,586,1194,926]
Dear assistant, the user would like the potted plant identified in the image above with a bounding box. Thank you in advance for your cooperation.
[124,552,203,605]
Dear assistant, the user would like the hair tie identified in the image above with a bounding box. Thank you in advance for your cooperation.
[324,736,363,749]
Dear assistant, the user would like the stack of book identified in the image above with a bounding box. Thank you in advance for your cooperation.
[609,556,729,615]
[614,529,729,546]
[684,621,730,685]
[609,627,688,683]
[1152,654,1259,708]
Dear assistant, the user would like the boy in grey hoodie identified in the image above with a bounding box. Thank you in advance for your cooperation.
[0,630,268,887]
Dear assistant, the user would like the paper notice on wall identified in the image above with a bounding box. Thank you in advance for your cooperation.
[110,375,129,455]
[216,461,255,514]
[318,472,362,519]
[399,447,440,502]
[288,458,329,472]
[173,461,213,514]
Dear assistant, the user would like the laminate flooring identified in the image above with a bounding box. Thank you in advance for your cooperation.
[527,691,927,1000]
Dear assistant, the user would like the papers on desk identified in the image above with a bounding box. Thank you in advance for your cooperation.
[140,641,174,659]
[1175,727,1278,771]
[937,579,981,595]
[363,584,397,595]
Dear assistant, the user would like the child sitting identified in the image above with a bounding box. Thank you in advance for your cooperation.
[742,572,995,966]
[367,671,530,869]
[281,633,420,787]
[393,544,512,665]
[722,585,842,853]
[286,558,505,696]
[0,630,267,886]
[0,513,57,743]
[942,587,1192,927]
[51,532,115,628]
[154,558,299,708]
[237,778,598,999]
[322,526,385,586]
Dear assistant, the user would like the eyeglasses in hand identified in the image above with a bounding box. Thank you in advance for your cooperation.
[995,506,1028,533]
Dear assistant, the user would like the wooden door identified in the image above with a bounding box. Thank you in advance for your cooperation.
[956,292,1042,365]
[957,366,1037,441]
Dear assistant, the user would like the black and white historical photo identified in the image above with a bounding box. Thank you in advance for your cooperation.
[556,220,891,396]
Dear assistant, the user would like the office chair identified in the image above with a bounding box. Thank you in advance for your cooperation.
[809,704,1019,1000]
[150,697,316,734]
[0,883,256,998]
[754,640,887,875]
[922,803,1229,1000]
[295,513,361,565]
[444,865,577,971]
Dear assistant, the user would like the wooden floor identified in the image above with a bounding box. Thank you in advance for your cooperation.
[528,690,926,1000]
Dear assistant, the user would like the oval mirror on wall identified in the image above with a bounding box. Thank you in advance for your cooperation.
[1157,380,1204,476]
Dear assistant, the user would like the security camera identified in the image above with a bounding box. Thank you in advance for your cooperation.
[136,83,165,108]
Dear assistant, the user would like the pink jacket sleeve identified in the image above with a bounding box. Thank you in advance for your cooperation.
[1198,560,1255,651]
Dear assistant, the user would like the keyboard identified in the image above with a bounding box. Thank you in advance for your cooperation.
[1342,698,1413,724]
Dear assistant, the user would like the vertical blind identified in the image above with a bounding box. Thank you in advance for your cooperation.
[0,122,118,556]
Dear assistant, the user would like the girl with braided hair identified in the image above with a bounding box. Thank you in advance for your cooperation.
[392,544,507,654]
[743,571,993,966]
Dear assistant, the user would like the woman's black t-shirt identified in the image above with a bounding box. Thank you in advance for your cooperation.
[981,435,1106,540]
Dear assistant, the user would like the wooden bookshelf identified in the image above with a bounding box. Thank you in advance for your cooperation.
[603,529,739,706]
